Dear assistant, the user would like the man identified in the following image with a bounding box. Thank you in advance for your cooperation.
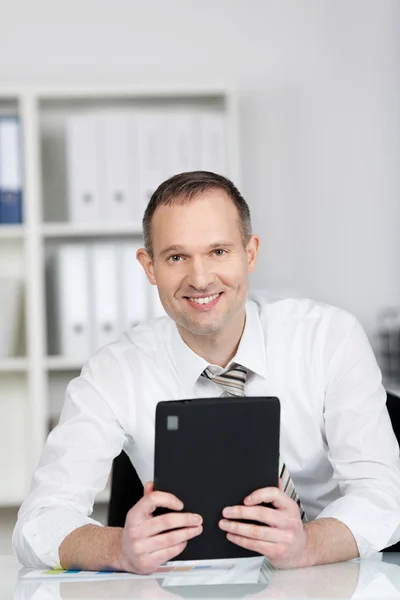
[13,171,400,574]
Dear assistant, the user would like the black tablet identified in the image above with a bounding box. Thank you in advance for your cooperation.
[154,396,280,561]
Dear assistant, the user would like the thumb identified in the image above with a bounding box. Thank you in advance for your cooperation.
[143,481,154,496]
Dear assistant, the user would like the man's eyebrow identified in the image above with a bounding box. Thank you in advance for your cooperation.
[159,241,235,257]
[159,244,186,257]
[208,241,236,250]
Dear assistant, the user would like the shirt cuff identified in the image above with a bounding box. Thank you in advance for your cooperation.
[315,496,400,557]
[18,507,103,569]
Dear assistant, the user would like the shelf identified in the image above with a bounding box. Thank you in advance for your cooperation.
[0,493,25,507]
[45,356,84,371]
[41,223,143,238]
[0,225,25,240]
[0,358,28,373]
[36,84,232,100]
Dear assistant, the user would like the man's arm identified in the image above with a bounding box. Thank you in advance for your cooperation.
[13,351,128,569]
[59,483,203,574]
[303,518,358,566]
[218,479,358,569]
[317,316,400,555]
[59,525,124,571]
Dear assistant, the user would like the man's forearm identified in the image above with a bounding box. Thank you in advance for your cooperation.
[304,518,359,566]
[59,524,125,571]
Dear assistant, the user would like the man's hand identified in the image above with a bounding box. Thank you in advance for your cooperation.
[119,482,203,574]
[219,478,311,569]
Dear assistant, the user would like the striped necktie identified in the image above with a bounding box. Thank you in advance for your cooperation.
[201,362,307,522]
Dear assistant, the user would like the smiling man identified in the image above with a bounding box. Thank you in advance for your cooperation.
[13,171,400,574]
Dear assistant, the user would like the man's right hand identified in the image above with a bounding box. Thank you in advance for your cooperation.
[119,481,203,575]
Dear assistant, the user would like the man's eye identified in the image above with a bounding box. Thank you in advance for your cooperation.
[168,255,182,263]
[214,249,226,256]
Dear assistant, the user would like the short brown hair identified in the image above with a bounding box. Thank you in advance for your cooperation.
[142,171,252,259]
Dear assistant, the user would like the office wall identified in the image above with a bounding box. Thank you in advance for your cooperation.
[0,0,398,340]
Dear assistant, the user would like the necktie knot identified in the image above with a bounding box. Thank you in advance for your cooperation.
[201,363,247,397]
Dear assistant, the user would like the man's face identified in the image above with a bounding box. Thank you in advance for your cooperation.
[138,189,259,338]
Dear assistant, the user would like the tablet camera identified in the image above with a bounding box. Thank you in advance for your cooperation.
[167,415,179,431]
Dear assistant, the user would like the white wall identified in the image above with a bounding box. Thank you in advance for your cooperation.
[0,0,398,341]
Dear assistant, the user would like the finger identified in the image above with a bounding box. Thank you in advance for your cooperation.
[226,532,273,556]
[222,505,289,528]
[148,540,189,567]
[127,491,184,526]
[143,481,154,496]
[243,487,295,511]
[219,519,290,543]
[142,512,203,537]
[142,525,203,554]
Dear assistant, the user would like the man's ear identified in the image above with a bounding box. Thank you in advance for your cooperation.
[136,247,157,285]
[247,234,260,273]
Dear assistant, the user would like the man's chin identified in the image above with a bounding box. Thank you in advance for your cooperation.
[179,317,223,337]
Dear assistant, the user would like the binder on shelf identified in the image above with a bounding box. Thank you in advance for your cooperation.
[118,242,148,331]
[55,244,91,360]
[91,243,119,351]
[103,114,139,223]
[136,111,166,213]
[199,112,228,176]
[0,277,22,358]
[66,115,102,223]
[165,112,199,178]
[0,117,23,224]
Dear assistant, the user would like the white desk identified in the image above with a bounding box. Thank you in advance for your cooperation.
[4,553,400,599]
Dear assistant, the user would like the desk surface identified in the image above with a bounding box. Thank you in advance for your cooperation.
[4,553,400,600]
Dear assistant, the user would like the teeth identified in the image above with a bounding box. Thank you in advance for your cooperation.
[189,293,220,305]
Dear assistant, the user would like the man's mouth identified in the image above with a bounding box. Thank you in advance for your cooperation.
[185,293,221,305]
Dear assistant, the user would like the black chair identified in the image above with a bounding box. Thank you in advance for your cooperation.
[382,391,400,551]
[107,450,143,527]
[107,392,400,550]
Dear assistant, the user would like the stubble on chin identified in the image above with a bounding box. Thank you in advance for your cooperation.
[178,312,228,337]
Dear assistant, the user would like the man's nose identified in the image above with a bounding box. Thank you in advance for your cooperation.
[186,257,215,290]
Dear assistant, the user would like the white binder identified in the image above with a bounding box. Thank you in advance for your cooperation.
[165,112,198,178]
[91,243,119,350]
[0,277,21,358]
[66,115,102,223]
[119,242,148,331]
[136,111,166,212]
[199,112,227,176]
[56,245,91,359]
[103,113,138,222]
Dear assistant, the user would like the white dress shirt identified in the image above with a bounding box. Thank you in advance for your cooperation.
[13,296,400,568]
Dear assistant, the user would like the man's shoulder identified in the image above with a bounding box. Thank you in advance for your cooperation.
[80,316,171,377]
[249,293,356,330]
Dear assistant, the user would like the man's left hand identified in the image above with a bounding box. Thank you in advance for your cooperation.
[219,478,313,569]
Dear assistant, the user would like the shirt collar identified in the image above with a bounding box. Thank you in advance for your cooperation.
[169,298,268,391]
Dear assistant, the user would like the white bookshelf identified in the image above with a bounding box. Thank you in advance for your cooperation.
[0,225,25,239]
[44,356,85,371]
[41,223,143,238]
[0,85,240,507]
[0,358,28,373]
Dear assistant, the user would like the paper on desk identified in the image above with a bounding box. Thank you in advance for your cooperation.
[19,557,271,583]
[161,557,273,587]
